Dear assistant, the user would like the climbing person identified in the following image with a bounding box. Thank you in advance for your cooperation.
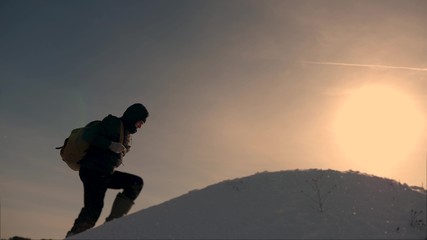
[66,103,149,238]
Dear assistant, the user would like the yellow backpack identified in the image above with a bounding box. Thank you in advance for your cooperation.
[57,121,124,171]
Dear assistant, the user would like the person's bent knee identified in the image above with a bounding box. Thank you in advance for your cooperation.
[132,176,143,199]
[124,176,143,200]
[135,176,143,189]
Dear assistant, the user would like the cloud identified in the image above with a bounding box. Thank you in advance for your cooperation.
[302,61,427,72]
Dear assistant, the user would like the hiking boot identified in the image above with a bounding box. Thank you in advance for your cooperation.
[105,192,134,222]
[66,231,76,238]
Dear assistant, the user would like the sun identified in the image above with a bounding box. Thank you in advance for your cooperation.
[333,85,424,173]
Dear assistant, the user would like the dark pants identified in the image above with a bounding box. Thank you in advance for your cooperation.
[70,167,143,234]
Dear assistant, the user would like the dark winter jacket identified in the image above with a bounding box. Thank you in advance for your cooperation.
[79,115,130,173]
[78,103,148,173]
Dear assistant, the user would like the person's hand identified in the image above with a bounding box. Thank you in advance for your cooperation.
[109,142,126,153]
[115,156,123,167]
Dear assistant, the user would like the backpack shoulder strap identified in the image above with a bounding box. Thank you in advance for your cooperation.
[119,120,125,145]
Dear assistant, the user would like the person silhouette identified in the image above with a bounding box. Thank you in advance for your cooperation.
[66,103,149,238]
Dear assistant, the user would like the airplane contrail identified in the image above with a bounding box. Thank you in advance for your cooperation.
[302,61,427,72]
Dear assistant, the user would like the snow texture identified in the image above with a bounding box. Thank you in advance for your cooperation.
[71,169,427,239]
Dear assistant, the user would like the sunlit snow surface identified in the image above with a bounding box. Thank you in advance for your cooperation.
[72,169,426,239]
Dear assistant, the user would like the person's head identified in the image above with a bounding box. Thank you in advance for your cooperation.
[121,103,149,134]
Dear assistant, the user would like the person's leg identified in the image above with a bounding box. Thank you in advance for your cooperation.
[105,171,143,222]
[109,171,143,200]
[67,168,108,237]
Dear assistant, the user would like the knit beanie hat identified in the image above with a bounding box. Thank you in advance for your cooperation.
[121,103,149,133]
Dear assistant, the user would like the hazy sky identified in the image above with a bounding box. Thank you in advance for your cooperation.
[1,0,426,239]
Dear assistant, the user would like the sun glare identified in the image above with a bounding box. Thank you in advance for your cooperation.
[334,85,424,173]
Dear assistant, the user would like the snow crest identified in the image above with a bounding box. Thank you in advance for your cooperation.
[72,169,427,239]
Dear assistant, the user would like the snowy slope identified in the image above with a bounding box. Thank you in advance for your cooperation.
[72,169,427,239]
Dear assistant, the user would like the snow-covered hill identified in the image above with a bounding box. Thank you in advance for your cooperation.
[71,169,427,239]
